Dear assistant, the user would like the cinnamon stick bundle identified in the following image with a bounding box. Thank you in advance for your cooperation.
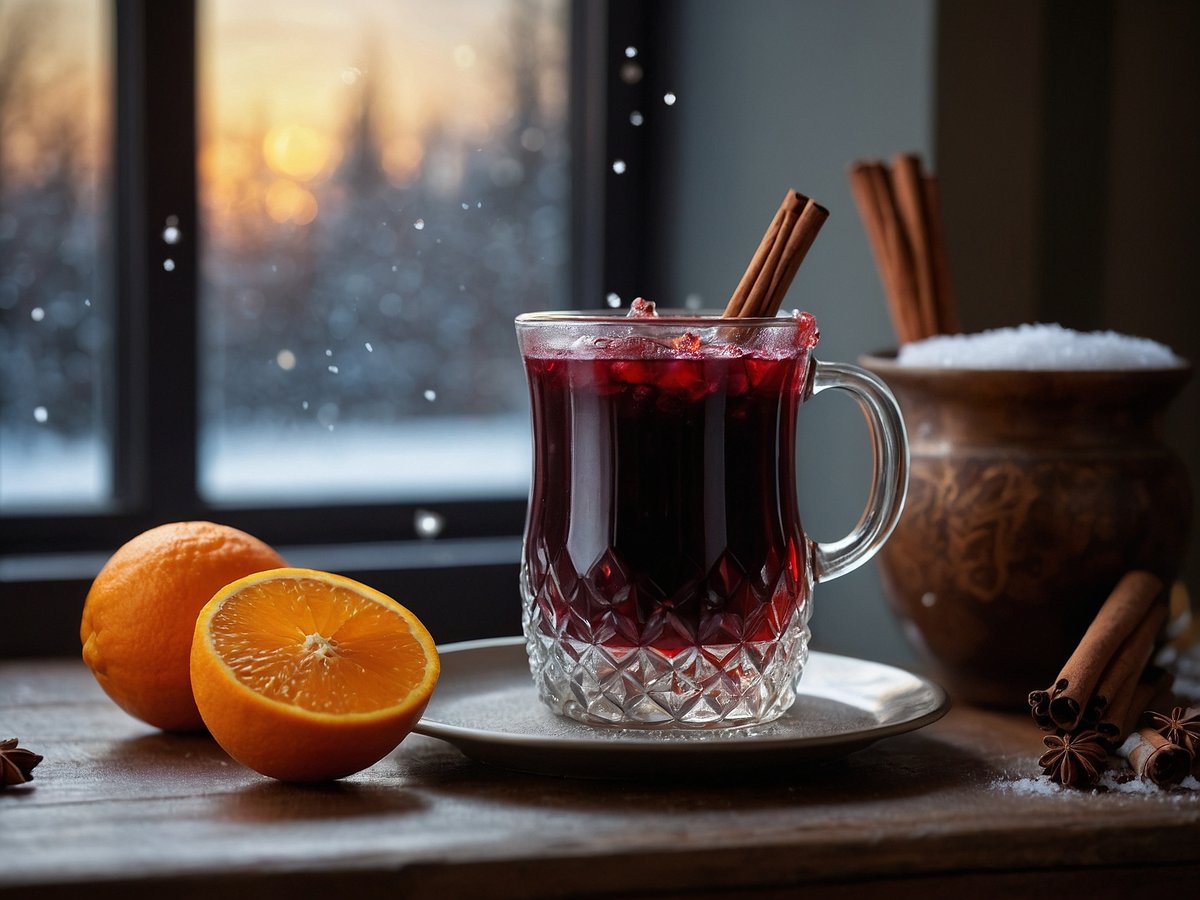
[723,190,829,319]
[1036,571,1166,732]
[848,154,958,343]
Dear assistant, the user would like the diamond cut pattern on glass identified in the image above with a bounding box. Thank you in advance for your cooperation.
[522,539,811,728]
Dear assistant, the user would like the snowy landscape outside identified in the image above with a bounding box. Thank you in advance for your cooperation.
[0,0,566,510]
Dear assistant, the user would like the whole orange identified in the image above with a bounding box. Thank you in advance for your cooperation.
[81,521,286,731]
[191,567,440,781]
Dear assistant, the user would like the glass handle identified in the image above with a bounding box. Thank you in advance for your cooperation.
[810,360,909,583]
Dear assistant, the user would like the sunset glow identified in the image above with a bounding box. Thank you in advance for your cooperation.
[262,125,340,182]
[198,0,566,233]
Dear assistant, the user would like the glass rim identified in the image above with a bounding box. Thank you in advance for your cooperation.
[515,309,808,327]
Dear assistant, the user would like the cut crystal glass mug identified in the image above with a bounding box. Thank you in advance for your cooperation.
[516,310,908,728]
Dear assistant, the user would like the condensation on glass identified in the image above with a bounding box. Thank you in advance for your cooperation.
[198,0,569,503]
[0,1,113,510]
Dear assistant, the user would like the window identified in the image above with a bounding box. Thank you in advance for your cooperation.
[0,0,113,510]
[198,0,569,503]
[1,0,649,656]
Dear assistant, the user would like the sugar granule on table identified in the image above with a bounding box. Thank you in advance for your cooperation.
[992,771,1200,798]
[897,323,1183,370]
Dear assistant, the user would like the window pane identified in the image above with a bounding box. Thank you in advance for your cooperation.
[198,0,569,504]
[0,0,112,510]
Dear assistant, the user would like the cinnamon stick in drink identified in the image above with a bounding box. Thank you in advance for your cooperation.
[1045,571,1165,731]
[724,190,828,319]
[725,199,791,318]
[762,199,829,315]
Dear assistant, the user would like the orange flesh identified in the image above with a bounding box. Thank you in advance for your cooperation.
[207,575,428,715]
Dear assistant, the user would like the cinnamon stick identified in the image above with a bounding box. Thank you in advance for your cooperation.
[1087,602,1169,737]
[1121,727,1191,787]
[1046,571,1165,731]
[723,190,828,319]
[868,164,922,341]
[1027,688,1054,732]
[762,199,829,314]
[725,199,791,318]
[890,153,939,338]
[849,163,920,344]
[1100,666,1174,747]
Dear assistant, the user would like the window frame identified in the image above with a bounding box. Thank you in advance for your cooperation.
[0,0,663,655]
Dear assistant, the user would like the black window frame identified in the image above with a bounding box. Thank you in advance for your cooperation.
[0,0,668,655]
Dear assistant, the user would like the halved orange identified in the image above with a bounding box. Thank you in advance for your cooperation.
[190,567,439,782]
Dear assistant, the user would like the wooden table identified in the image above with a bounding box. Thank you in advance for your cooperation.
[2,659,1198,898]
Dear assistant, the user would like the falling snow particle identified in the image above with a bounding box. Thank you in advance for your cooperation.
[625,45,638,58]
[163,259,176,271]
[325,349,333,357]
[414,509,445,539]
[33,406,48,423]
[630,111,644,126]
[477,201,482,209]
[664,92,677,105]
[606,293,621,308]
[302,400,309,410]
[413,219,425,230]
[612,160,627,174]
[423,389,437,402]
[276,349,296,370]
[84,298,91,307]
[364,342,373,352]
[163,225,181,244]
[30,307,44,322]
[328,365,339,374]
[462,202,470,210]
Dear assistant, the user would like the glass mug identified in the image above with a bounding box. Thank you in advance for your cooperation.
[515,310,908,728]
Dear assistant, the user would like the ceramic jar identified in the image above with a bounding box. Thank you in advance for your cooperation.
[862,355,1192,707]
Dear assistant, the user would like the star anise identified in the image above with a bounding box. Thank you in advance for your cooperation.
[1039,729,1109,788]
[0,737,43,788]
[1146,706,1200,758]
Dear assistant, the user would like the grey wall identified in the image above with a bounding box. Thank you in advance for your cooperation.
[651,0,936,665]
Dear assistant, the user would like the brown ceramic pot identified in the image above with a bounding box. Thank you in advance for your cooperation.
[861,354,1192,708]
